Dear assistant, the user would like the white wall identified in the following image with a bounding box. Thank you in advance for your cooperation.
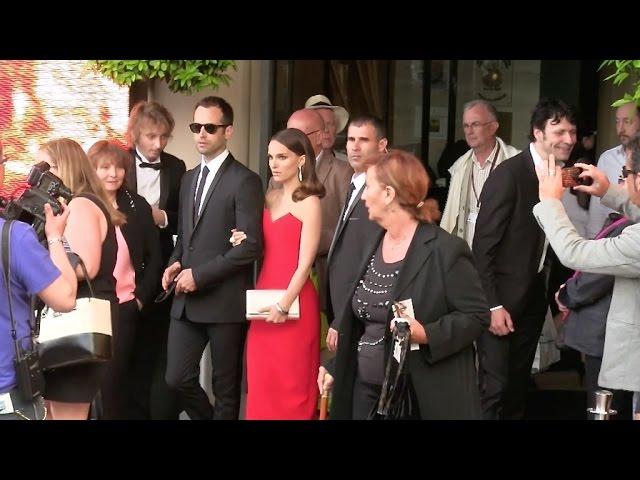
[151,60,267,173]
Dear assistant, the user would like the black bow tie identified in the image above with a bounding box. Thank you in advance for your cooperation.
[139,161,164,170]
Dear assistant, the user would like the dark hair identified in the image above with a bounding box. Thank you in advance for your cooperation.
[270,128,325,202]
[87,140,134,190]
[348,115,387,140]
[127,101,175,147]
[528,98,577,141]
[627,132,640,171]
[194,96,234,125]
[362,149,431,222]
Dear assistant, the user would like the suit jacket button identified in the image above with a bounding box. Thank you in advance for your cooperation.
[189,246,194,252]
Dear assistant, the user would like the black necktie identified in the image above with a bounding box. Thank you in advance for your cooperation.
[341,182,356,223]
[193,165,210,221]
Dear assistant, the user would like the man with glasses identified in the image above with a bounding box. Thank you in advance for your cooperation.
[586,102,640,239]
[125,100,186,420]
[305,94,350,162]
[162,96,264,420]
[441,100,519,246]
[269,108,352,322]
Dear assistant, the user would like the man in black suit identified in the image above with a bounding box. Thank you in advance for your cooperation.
[125,101,186,419]
[325,115,387,352]
[472,99,577,419]
[162,96,264,420]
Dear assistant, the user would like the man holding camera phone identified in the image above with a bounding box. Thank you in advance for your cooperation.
[472,98,577,419]
[0,202,77,420]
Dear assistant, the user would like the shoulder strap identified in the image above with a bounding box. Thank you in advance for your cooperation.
[1,220,26,361]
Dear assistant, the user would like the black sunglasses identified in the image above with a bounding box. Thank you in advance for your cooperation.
[189,123,229,134]
[621,166,640,178]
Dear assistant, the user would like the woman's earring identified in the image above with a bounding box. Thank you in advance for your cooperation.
[298,165,303,182]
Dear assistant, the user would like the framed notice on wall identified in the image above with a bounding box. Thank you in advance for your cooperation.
[475,60,513,107]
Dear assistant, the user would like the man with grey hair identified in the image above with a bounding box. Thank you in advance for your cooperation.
[441,100,520,246]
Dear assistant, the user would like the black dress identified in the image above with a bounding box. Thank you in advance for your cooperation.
[44,193,118,403]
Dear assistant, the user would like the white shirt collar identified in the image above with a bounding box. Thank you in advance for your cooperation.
[471,140,498,169]
[529,143,544,167]
[201,149,229,171]
[135,147,160,164]
[351,171,366,191]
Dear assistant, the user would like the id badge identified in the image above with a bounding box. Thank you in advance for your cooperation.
[467,212,478,224]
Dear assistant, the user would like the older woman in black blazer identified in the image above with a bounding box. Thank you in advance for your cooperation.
[318,149,490,419]
[88,140,162,419]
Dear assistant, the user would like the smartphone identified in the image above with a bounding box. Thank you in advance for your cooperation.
[561,166,593,188]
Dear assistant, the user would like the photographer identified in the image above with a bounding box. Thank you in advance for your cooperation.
[532,132,640,419]
[0,202,77,420]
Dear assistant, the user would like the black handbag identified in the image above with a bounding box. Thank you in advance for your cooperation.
[368,320,420,420]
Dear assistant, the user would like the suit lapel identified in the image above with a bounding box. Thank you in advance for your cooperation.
[391,223,437,301]
[127,149,138,193]
[316,151,332,185]
[193,154,233,231]
[329,185,364,258]
[186,168,199,234]
[159,152,170,209]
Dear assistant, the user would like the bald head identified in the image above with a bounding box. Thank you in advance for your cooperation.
[287,109,325,156]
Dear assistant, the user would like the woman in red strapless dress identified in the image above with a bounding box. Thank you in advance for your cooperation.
[235,128,325,420]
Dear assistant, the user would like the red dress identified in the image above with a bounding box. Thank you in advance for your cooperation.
[245,210,320,419]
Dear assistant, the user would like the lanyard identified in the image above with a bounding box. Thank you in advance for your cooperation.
[470,143,500,208]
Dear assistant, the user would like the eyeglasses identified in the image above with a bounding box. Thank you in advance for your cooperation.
[621,166,640,178]
[304,129,321,137]
[462,121,495,131]
[189,123,230,134]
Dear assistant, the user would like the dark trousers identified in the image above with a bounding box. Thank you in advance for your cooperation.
[351,376,382,420]
[101,299,139,419]
[584,354,633,420]
[477,303,547,420]
[165,316,247,420]
[129,301,181,419]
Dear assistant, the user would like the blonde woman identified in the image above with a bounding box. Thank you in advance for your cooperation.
[37,138,124,420]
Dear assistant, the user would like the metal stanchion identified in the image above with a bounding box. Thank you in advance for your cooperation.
[587,389,617,420]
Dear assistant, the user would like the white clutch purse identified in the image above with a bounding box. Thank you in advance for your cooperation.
[246,290,300,320]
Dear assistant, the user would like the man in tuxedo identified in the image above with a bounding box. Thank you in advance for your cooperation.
[125,100,186,419]
[325,115,387,352]
[472,99,577,419]
[269,109,353,317]
[163,96,264,420]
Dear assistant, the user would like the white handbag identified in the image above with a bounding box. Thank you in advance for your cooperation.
[37,261,112,370]
[246,290,300,320]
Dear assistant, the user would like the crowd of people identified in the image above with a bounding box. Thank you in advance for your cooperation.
[1,91,640,420]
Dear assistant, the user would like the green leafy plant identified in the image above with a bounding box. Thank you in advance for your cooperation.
[89,60,236,94]
[600,60,640,107]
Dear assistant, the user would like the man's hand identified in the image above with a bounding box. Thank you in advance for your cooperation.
[162,262,181,290]
[175,268,197,295]
[489,307,514,336]
[151,206,166,227]
[573,162,610,197]
[326,328,338,352]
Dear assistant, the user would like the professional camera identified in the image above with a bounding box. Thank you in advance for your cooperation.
[0,161,73,241]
